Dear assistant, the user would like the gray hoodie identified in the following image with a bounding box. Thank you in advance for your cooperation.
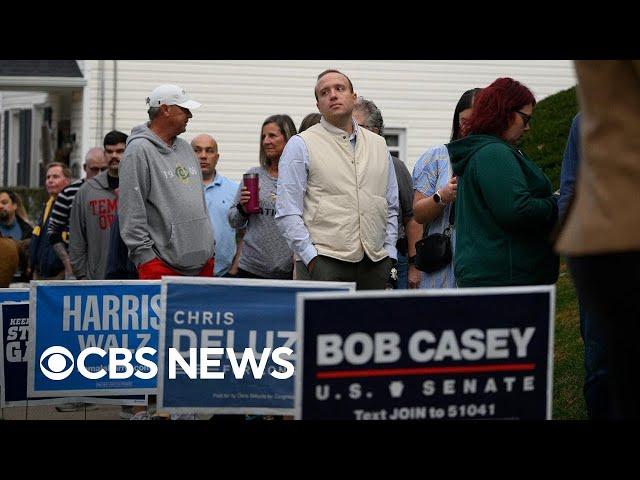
[118,123,215,275]
[69,170,117,279]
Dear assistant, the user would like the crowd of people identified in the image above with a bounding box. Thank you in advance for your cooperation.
[1,64,637,419]
[1,73,561,290]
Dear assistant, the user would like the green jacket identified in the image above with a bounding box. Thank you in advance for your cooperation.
[447,134,559,287]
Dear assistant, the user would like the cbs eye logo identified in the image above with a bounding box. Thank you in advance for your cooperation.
[39,346,75,380]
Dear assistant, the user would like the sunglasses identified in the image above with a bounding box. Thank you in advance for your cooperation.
[516,110,532,127]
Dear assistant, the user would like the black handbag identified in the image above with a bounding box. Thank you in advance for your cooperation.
[414,202,455,273]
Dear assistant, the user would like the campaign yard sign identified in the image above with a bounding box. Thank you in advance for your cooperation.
[28,281,161,397]
[1,301,66,407]
[1,300,146,408]
[0,288,29,304]
[158,277,355,415]
[296,286,555,420]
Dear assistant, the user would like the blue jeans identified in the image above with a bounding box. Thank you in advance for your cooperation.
[396,253,408,289]
[569,253,640,419]
[579,302,609,419]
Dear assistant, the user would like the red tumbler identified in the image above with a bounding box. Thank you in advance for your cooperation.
[243,173,261,214]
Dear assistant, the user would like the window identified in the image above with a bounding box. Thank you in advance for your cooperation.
[17,109,32,186]
[7,110,20,186]
[383,128,406,162]
[2,111,8,185]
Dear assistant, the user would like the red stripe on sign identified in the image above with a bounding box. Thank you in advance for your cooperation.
[315,363,536,379]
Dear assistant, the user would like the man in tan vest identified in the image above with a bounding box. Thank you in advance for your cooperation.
[275,69,399,290]
[556,60,640,419]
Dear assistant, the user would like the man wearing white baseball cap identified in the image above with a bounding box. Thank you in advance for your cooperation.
[145,84,202,111]
[118,84,216,280]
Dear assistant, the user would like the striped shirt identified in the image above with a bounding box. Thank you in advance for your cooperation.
[47,178,84,243]
[412,144,457,289]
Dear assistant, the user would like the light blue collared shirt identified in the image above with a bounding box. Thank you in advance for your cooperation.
[275,117,399,265]
[203,173,239,276]
[412,144,456,289]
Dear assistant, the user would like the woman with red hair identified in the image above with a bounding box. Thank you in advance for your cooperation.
[448,77,559,287]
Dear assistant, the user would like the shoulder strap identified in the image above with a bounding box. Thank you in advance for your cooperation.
[422,200,456,238]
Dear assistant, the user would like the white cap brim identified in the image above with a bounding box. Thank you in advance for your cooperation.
[176,99,201,110]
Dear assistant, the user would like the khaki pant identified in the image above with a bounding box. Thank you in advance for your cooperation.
[295,255,392,290]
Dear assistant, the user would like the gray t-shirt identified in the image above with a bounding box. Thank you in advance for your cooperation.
[392,155,414,239]
[228,166,293,279]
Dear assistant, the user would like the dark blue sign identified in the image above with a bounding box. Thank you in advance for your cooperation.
[1,302,69,407]
[28,281,160,397]
[1,300,146,407]
[296,287,554,420]
[159,278,354,415]
[2,302,37,406]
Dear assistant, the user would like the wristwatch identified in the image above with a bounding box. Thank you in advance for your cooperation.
[433,190,442,204]
[408,255,416,265]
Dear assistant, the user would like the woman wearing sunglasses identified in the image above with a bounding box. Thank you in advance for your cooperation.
[447,77,559,287]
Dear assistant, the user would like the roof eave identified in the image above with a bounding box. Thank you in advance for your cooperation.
[0,76,87,88]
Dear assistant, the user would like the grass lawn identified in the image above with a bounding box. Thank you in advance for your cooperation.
[519,85,585,419]
[553,260,587,419]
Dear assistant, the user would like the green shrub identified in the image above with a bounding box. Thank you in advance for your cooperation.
[7,186,48,222]
[520,86,580,190]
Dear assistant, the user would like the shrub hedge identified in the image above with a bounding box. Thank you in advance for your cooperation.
[520,86,580,190]
[5,186,48,222]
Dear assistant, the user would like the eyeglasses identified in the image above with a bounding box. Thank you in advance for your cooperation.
[516,111,532,127]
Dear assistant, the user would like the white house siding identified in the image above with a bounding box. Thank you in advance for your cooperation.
[85,60,576,182]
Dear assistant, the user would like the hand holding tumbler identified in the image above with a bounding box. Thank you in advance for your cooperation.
[242,173,261,214]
